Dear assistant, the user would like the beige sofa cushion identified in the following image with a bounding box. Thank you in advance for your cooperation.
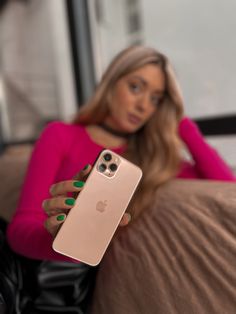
[90,179,236,314]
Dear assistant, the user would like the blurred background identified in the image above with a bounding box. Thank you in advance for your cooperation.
[0,0,235,169]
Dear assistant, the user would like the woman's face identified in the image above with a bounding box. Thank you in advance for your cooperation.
[105,64,166,133]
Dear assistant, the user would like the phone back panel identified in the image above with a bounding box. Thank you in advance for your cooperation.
[52,149,142,266]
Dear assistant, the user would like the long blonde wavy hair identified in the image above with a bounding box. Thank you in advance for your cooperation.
[73,45,184,219]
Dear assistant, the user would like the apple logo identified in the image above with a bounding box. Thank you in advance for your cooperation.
[96,200,108,213]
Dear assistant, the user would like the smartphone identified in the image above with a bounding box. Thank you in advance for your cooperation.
[52,149,142,266]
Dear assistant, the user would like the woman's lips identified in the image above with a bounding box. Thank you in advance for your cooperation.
[127,113,142,125]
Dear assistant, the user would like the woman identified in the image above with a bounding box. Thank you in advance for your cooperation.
[6,45,236,311]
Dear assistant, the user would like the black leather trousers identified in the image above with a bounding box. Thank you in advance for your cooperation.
[0,219,97,314]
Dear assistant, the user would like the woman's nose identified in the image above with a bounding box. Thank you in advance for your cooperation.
[135,95,149,112]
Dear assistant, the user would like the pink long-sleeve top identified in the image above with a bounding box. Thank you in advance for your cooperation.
[6,117,236,261]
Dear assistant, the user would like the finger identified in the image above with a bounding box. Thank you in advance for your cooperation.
[44,214,66,237]
[119,213,131,227]
[42,196,75,216]
[43,207,68,217]
[50,180,85,197]
[73,164,92,181]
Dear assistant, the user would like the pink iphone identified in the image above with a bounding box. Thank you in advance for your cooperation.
[52,149,142,266]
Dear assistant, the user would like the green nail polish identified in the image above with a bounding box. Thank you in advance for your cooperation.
[83,164,89,170]
[57,215,65,221]
[73,181,84,188]
[65,198,75,206]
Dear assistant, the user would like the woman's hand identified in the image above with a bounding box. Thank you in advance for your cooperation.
[42,164,131,237]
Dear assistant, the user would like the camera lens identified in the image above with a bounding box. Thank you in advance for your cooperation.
[99,163,107,172]
[109,163,118,172]
[103,153,112,161]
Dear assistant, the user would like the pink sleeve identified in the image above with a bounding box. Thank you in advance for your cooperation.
[179,117,236,181]
[7,122,77,262]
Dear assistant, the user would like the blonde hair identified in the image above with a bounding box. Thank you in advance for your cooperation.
[73,46,184,219]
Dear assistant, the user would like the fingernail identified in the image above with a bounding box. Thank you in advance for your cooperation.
[65,198,75,206]
[57,214,65,221]
[83,164,90,171]
[73,181,84,188]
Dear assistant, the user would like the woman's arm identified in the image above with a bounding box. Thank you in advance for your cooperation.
[7,122,77,261]
[178,117,236,181]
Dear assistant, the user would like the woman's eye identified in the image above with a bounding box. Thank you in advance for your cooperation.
[129,83,141,93]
